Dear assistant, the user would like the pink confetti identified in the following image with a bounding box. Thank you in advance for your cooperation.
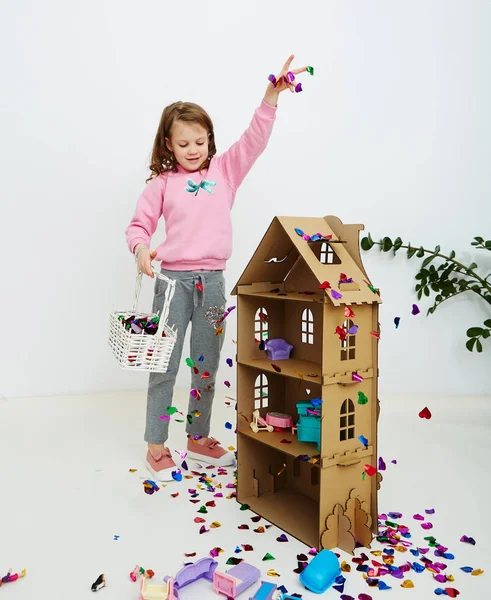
[159,415,171,421]
[358,594,373,600]
[421,522,433,530]
[224,381,231,388]
[413,514,425,520]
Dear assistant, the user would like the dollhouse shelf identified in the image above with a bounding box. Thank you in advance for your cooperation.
[237,289,325,303]
[240,488,319,549]
[238,428,320,460]
[237,358,321,383]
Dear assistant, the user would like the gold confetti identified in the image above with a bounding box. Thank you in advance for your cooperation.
[371,550,382,556]
[210,522,221,528]
[472,569,484,576]
[267,569,280,577]
[228,446,235,451]
[254,527,265,534]
[214,327,224,336]
[340,561,351,572]
[184,475,193,480]
[394,545,407,553]
[446,574,455,582]
[226,493,235,499]
[296,371,304,379]
[129,468,137,473]
[382,556,394,565]
[401,580,414,588]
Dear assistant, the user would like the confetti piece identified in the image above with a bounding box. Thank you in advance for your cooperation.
[113,535,119,540]
[276,534,288,542]
[378,457,386,471]
[226,358,233,367]
[267,569,281,577]
[241,544,254,551]
[238,524,249,530]
[401,580,414,588]
[352,372,364,383]
[364,464,377,476]
[172,470,182,482]
[394,317,401,328]
[194,517,206,523]
[198,354,204,361]
[129,468,137,473]
[445,589,460,597]
[472,569,484,576]
[225,422,232,430]
[190,388,201,400]
[419,407,432,419]
[331,289,343,300]
[199,525,209,534]
[412,303,420,315]
[197,506,208,514]
[378,581,391,590]
[348,325,359,334]
[240,504,250,511]
[413,514,424,520]
[358,392,368,404]
[193,366,199,374]
[214,327,224,336]
[426,508,435,514]
[185,358,195,367]
[280,439,292,444]
[210,521,221,528]
[358,594,373,600]
[358,435,369,447]
[226,557,243,565]
[460,535,476,545]
[201,371,210,379]
[319,281,331,289]
[254,527,265,533]
[224,381,231,388]
[195,283,204,292]
[369,330,380,339]
[271,364,281,372]
[262,553,275,561]
[210,547,223,557]
[171,492,179,498]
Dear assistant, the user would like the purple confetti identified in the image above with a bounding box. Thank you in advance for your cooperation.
[331,289,343,300]
[378,457,387,471]
[412,303,420,315]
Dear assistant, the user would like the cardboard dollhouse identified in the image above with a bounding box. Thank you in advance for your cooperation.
[231,215,382,553]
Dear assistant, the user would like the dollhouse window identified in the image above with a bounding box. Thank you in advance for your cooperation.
[308,241,341,265]
[340,319,356,360]
[340,398,355,441]
[254,374,269,410]
[301,308,314,344]
[254,307,269,342]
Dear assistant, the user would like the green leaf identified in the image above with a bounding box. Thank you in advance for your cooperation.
[424,286,430,297]
[407,247,417,259]
[449,250,456,259]
[474,236,484,244]
[468,262,478,270]
[417,289,423,300]
[422,255,436,267]
[393,237,403,251]
[484,319,491,328]
[434,245,441,254]
[416,246,425,257]
[467,327,484,337]
[382,237,393,252]
[483,330,490,339]
[361,237,375,251]
[485,240,491,249]
[466,338,477,351]
[476,340,483,353]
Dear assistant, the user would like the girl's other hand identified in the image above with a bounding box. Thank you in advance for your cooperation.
[268,54,309,94]
[137,248,157,278]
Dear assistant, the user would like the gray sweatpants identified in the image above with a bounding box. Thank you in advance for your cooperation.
[145,268,227,444]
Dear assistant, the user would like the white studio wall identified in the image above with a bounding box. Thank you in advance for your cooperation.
[1,0,490,399]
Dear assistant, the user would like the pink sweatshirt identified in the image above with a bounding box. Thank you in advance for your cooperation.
[125,99,277,271]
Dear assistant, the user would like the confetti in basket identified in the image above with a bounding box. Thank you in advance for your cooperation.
[109,268,178,373]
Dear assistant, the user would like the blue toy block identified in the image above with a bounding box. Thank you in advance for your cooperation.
[249,581,276,599]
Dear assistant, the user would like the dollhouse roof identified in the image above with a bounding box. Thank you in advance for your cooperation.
[231,215,382,306]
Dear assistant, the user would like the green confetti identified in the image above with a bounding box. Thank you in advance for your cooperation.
[306,65,314,75]
[167,406,177,415]
[358,392,368,405]
[262,553,275,561]
[185,357,195,367]
[240,504,250,511]
[175,419,184,423]
[385,520,398,528]
[187,414,193,425]
[197,506,208,514]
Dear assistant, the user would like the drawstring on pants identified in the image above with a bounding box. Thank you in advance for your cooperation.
[193,274,205,308]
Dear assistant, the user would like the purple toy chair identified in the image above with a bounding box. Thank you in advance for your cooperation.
[264,338,293,360]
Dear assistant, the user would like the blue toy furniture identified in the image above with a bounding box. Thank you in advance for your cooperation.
[299,549,340,594]
[295,401,321,451]
[263,338,293,360]
[249,581,277,599]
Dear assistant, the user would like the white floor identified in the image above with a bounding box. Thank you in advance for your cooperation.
[1,391,490,599]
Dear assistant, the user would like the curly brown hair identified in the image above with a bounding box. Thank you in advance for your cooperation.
[146,101,217,183]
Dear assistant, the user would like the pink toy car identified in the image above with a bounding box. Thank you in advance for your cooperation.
[213,562,261,598]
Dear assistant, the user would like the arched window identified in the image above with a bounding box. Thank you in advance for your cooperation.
[254,307,268,342]
[254,374,269,410]
[340,398,355,441]
[320,242,340,264]
[301,308,314,344]
[340,319,356,360]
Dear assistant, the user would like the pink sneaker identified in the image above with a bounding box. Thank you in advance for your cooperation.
[145,447,178,482]
[186,435,235,467]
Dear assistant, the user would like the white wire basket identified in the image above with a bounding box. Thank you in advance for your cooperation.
[109,267,178,373]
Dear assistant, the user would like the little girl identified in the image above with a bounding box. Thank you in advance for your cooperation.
[125,55,309,481]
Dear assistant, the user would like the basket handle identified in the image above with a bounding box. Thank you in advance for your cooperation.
[131,266,176,336]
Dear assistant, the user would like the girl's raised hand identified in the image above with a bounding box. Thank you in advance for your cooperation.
[268,54,312,94]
